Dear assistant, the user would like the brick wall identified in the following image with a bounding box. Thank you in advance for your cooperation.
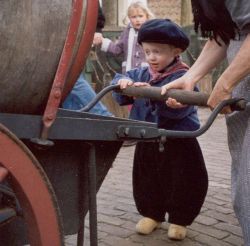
[148,0,182,25]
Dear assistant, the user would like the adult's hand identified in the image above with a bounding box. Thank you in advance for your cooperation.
[207,79,232,114]
[161,76,195,108]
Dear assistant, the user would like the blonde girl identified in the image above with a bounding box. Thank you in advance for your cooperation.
[94,1,155,73]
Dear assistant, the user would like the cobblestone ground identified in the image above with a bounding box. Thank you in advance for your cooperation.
[65,107,244,246]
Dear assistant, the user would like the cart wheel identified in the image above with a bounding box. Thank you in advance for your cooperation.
[0,123,63,246]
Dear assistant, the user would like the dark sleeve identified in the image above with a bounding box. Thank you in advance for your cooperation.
[154,71,197,120]
[225,1,250,33]
[96,3,105,32]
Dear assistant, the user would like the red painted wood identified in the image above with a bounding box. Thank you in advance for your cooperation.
[62,0,99,99]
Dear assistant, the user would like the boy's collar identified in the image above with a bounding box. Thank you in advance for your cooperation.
[149,56,189,84]
[158,57,178,73]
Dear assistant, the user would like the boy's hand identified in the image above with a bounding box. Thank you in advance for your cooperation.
[118,79,133,89]
[165,97,186,108]
[133,82,150,87]
[161,77,194,108]
[119,82,150,100]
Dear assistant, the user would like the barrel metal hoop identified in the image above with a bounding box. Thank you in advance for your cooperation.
[41,0,84,141]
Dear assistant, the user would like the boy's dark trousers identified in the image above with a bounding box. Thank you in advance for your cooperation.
[133,138,208,226]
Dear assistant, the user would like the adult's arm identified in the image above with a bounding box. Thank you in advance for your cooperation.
[161,38,227,94]
[208,33,250,110]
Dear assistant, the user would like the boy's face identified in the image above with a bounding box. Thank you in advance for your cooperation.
[142,42,181,72]
[129,8,147,30]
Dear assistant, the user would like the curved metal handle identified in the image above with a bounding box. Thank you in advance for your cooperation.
[79,84,247,113]
[79,84,119,112]
[158,98,247,139]
[116,98,247,141]
[77,84,247,141]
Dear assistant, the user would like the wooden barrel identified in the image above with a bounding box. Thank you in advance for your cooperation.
[0,0,98,114]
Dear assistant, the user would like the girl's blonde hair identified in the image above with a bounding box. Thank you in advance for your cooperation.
[123,1,155,25]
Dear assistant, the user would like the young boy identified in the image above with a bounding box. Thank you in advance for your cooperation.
[111,19,208,240]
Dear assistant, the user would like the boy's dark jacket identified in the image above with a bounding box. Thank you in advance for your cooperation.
[111,66,200,131]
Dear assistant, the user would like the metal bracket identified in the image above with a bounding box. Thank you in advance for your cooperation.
[116,125,160,140]
[159,136,167,152]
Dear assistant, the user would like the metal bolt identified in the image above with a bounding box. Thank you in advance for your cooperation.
[140,129,146,138]
[124,127,129,136]
[54,90,61,99]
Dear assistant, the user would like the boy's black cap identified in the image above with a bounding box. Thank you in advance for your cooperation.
[138,19,189,51]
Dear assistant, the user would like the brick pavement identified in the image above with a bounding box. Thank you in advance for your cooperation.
[65,107,244,246]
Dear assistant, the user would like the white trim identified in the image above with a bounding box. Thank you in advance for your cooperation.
[126,27,136,72]
[101,38,111,52]
[141,62,149,67]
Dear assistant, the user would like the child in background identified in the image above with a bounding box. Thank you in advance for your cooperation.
[93,1,154,73]
[111,19,208,240]
[94,1,155,145]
